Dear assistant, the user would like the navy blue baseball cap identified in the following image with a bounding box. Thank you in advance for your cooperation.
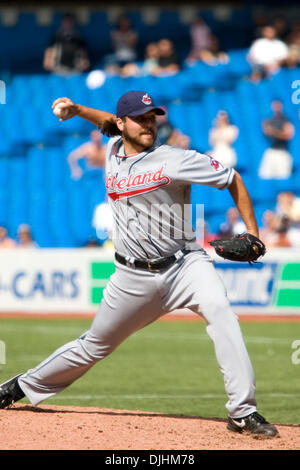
[116,91,166,118]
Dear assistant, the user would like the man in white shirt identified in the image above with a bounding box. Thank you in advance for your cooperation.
[248,25,288,79]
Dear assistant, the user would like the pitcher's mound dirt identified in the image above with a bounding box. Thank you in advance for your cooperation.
[0,404,299,450]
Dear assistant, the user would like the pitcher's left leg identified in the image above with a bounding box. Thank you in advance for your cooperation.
[164,252,257,418]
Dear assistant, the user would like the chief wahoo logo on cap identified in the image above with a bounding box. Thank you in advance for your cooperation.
[142,93,152,105]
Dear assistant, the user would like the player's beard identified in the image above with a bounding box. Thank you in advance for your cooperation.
[122,127,157,152]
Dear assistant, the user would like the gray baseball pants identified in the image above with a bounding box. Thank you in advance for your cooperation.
[18,250,257,418]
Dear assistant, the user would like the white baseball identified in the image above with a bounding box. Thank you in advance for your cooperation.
[53,103,69,118]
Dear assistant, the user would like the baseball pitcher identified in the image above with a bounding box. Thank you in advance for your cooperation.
[0,91,277,437]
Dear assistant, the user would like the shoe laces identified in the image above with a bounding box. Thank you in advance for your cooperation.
[249,412,267,423]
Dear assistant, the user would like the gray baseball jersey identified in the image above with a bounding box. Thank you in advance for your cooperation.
[18,134,257,420]
[105,136,235,259]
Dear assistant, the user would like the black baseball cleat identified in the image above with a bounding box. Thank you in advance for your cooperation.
[227,412,278,437]
[0,374,25,409]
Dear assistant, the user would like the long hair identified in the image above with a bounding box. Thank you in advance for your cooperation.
[99,118,122,137]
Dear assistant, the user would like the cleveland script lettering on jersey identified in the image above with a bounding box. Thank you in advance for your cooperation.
[106,166,171,201]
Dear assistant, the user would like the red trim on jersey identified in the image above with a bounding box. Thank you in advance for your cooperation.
[108,179,170,201]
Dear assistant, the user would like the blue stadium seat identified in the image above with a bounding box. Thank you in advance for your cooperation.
[150,74,184,103]
[27,147,47,189]
[81,11,111,62]
[100,76,127,107]
[272,177,300,196]
[62,74,90,104]
[28,189,54,247]
[9,75,32,105]
[191,184,220,218]
[202,90,221,126]
[63,135,88,152]
[1,106,26,148]
[1,33,300,248]
[9,191,29,236]
[44,147,68,191]
[47,74,68,95]
[47,188,76,247]
[21,107,46,144]
[206,213,225,236]
[68,182,92,245]
[0,157,9,189]
[184,61,217,90]
[227,49,251,78]
[0,13,48,73]
[155,10,190,55]
[9,157,28,191]
[183,102,209,152]
[0,188,9,227]
[255,201,276,228]
[83,168,106,202]
[235,80,271,170]
[251,178,278,205]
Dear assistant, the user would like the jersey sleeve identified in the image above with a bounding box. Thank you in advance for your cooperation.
[177,149,235,189]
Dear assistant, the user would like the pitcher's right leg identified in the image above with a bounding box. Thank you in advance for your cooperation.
[18,263,163,406]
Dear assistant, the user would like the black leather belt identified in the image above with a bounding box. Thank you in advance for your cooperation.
[115,249,189,273]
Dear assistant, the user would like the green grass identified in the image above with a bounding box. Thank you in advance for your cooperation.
[0,318,299,424]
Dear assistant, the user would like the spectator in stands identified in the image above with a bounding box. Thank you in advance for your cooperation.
[67,130,106,180]
[43,13,90,75]
[276,191,300,223]
[120,62,141,78]
[259,206,298,248]
[251,13,268,40]
[259,101,294,179]
[198,34,229,66]
[217,207,246,239]
[290,19,300,35]
[156,108,190,149]
[151,39,180,76]
[286,31,300,68]
[17,224,38,248]
[142,42,160,75]
[286,222,300,248]
[85,238,100,247]
[265,191,300,248]
[247,25,289,81]
[0,225,16,249]
[208,111,239,168]
[104,16,138,75]
[259,210,280,247]
[187,16,211,62]
[271,15,290,42]
[272,217,292,247]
